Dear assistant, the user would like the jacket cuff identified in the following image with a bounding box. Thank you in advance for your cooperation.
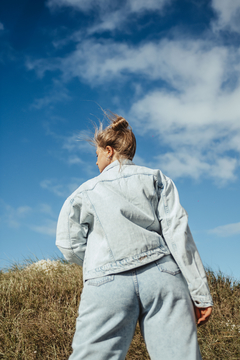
[192,297,214,308]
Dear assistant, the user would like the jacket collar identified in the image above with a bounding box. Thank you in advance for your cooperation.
[102,159,134,173]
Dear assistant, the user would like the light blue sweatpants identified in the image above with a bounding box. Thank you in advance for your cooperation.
[69,255,202,360]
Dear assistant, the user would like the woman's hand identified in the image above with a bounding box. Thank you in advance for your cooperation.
[194,306,212,326]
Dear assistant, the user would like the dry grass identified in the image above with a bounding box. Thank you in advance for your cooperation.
[0,260,239,360]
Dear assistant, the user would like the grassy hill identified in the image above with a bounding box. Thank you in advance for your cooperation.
[0,260,240,359]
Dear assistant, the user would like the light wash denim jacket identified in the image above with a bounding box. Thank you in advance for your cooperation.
[56,160,213,308]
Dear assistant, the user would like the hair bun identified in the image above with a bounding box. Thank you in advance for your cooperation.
[111,116,129,131]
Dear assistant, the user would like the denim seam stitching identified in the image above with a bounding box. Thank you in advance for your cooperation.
[85,191,116,263]
[87,275,114,286]
[132,271,140,299]
[159,268,181,276]
[76,173,155,194]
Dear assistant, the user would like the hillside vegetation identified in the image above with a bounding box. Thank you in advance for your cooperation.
[0,260,240,359]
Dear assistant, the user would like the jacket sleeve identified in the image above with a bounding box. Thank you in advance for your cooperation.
[157,171,213,308]
[56,193,88,266]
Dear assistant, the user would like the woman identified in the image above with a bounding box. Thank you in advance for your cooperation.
[56,113,213,360]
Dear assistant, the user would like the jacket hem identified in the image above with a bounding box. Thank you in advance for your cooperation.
[83,248,170,281]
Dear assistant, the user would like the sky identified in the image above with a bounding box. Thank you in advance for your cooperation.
[0,0,240,279]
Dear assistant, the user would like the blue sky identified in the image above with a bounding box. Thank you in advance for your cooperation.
[1,0,240,279]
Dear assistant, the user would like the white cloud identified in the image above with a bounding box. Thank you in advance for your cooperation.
[211,157,238,182]
[28,39,234,92]
[27,37,240,182]
[91,0,171,33]
[0,200,21,228]
[156,152,210,180]
[26,57,58,78]
[31,219,57,236]
[209,222,240,237]
[0,22,4,31]
[47,0,171,33]
[30,80,71,109]
[0,200,34,228]
[43,121,94,155]
[211,0,240,33]
[0,200,57,237]
[129,0,169,12]
[67,155,83,165]
[40,178,84,197]
[17,206,32,217]
[47,0,103,11]
[62,132,93,152]
[39,204,56,218]
[154,152,238,183]
[47,0,170,13]
[40,179,67,197]
[43,120,95,167]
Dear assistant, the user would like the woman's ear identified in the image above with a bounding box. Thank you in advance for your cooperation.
[106,146,114,158]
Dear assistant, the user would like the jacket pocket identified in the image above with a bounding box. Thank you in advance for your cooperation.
[87,275,115,287]
[156,256,181,276]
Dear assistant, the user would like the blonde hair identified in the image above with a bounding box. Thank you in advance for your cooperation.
[93,112,136,161]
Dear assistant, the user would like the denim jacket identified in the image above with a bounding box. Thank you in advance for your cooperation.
[56,160,213,308]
